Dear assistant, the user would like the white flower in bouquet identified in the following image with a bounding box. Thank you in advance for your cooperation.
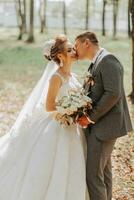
[66,109,74,115]
[83,95,92,103]
[79,100,87,107]
[56,106,67,114]
[61,102,69,108]
[69,105,78,112]
[71,102,80,108]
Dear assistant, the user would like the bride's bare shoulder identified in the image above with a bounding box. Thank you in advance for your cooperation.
[49,74,62,87]
[49,73,63,88]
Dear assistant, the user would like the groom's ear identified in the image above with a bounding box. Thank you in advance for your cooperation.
[85,39,91,47]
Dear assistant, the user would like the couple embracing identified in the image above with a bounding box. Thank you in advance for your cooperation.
[0,32,132,200]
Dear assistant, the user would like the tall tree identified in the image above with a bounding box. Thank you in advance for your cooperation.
[27,0,34,43]
[63,0,67,34]
[15,0,26,40]
[128,0,132,38]
[85,0,89,30]
[129,0,134,103]
[113,0,119,39]
[39,0,46,33]
[23,0,27,33]
[102,0,107,36]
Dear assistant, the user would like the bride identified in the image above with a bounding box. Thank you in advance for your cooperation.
[0,35,89,200]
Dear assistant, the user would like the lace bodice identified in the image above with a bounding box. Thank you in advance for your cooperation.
[53,72,82,101]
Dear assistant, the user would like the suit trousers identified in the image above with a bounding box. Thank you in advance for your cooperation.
[86,132,116,200]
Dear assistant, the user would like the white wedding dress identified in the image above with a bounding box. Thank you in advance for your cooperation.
[0,71,89,200]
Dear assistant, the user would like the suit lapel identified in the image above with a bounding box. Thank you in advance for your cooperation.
[84,50,111,93]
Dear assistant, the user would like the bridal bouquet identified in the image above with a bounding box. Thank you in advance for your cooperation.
[54,88,92,127]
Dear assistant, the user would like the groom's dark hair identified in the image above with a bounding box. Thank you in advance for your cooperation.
[75,31,99,45]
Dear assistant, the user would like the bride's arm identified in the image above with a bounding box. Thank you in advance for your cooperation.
[45,75,62,112]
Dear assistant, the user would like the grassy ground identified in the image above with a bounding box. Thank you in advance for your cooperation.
[0,28,134,199]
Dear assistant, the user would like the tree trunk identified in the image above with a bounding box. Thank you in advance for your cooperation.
[15,0,26,40]
[27,0,34,43]
[129,0,134,103]
[102,0,107,36]
[113,0,119,39]
[17,0,23,40]
[128,0,132,38]
[23,0,27,33]
[63,1,67,35]
[39,0,46,33]
[85,0,89,30]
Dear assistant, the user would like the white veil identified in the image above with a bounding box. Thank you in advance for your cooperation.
[7,40,59,137]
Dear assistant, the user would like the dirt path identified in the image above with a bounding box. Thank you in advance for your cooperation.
[112,100,134,200]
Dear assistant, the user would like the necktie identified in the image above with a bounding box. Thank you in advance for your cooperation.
[84,62,94,91]
[88,62,94,72]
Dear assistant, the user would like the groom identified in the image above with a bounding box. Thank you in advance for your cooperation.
[75,32,133,200]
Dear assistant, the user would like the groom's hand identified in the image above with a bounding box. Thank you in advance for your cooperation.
[77,115,95,127]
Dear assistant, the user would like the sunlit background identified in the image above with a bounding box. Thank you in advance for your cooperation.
[0,0,129,34]
[0,1,133,199]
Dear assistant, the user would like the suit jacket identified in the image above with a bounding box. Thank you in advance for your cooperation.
[85,54,133,141]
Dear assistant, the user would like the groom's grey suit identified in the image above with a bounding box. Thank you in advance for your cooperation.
[84,49,133,200]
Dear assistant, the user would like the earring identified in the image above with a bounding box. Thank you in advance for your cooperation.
[60,60,63,67]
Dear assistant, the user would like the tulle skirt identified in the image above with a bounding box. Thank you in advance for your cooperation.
[0,108,89,200]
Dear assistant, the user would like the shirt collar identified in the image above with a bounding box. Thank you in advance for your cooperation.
[91,48,104,64]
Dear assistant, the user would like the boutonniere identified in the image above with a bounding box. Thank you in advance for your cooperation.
[82,71,95,87]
